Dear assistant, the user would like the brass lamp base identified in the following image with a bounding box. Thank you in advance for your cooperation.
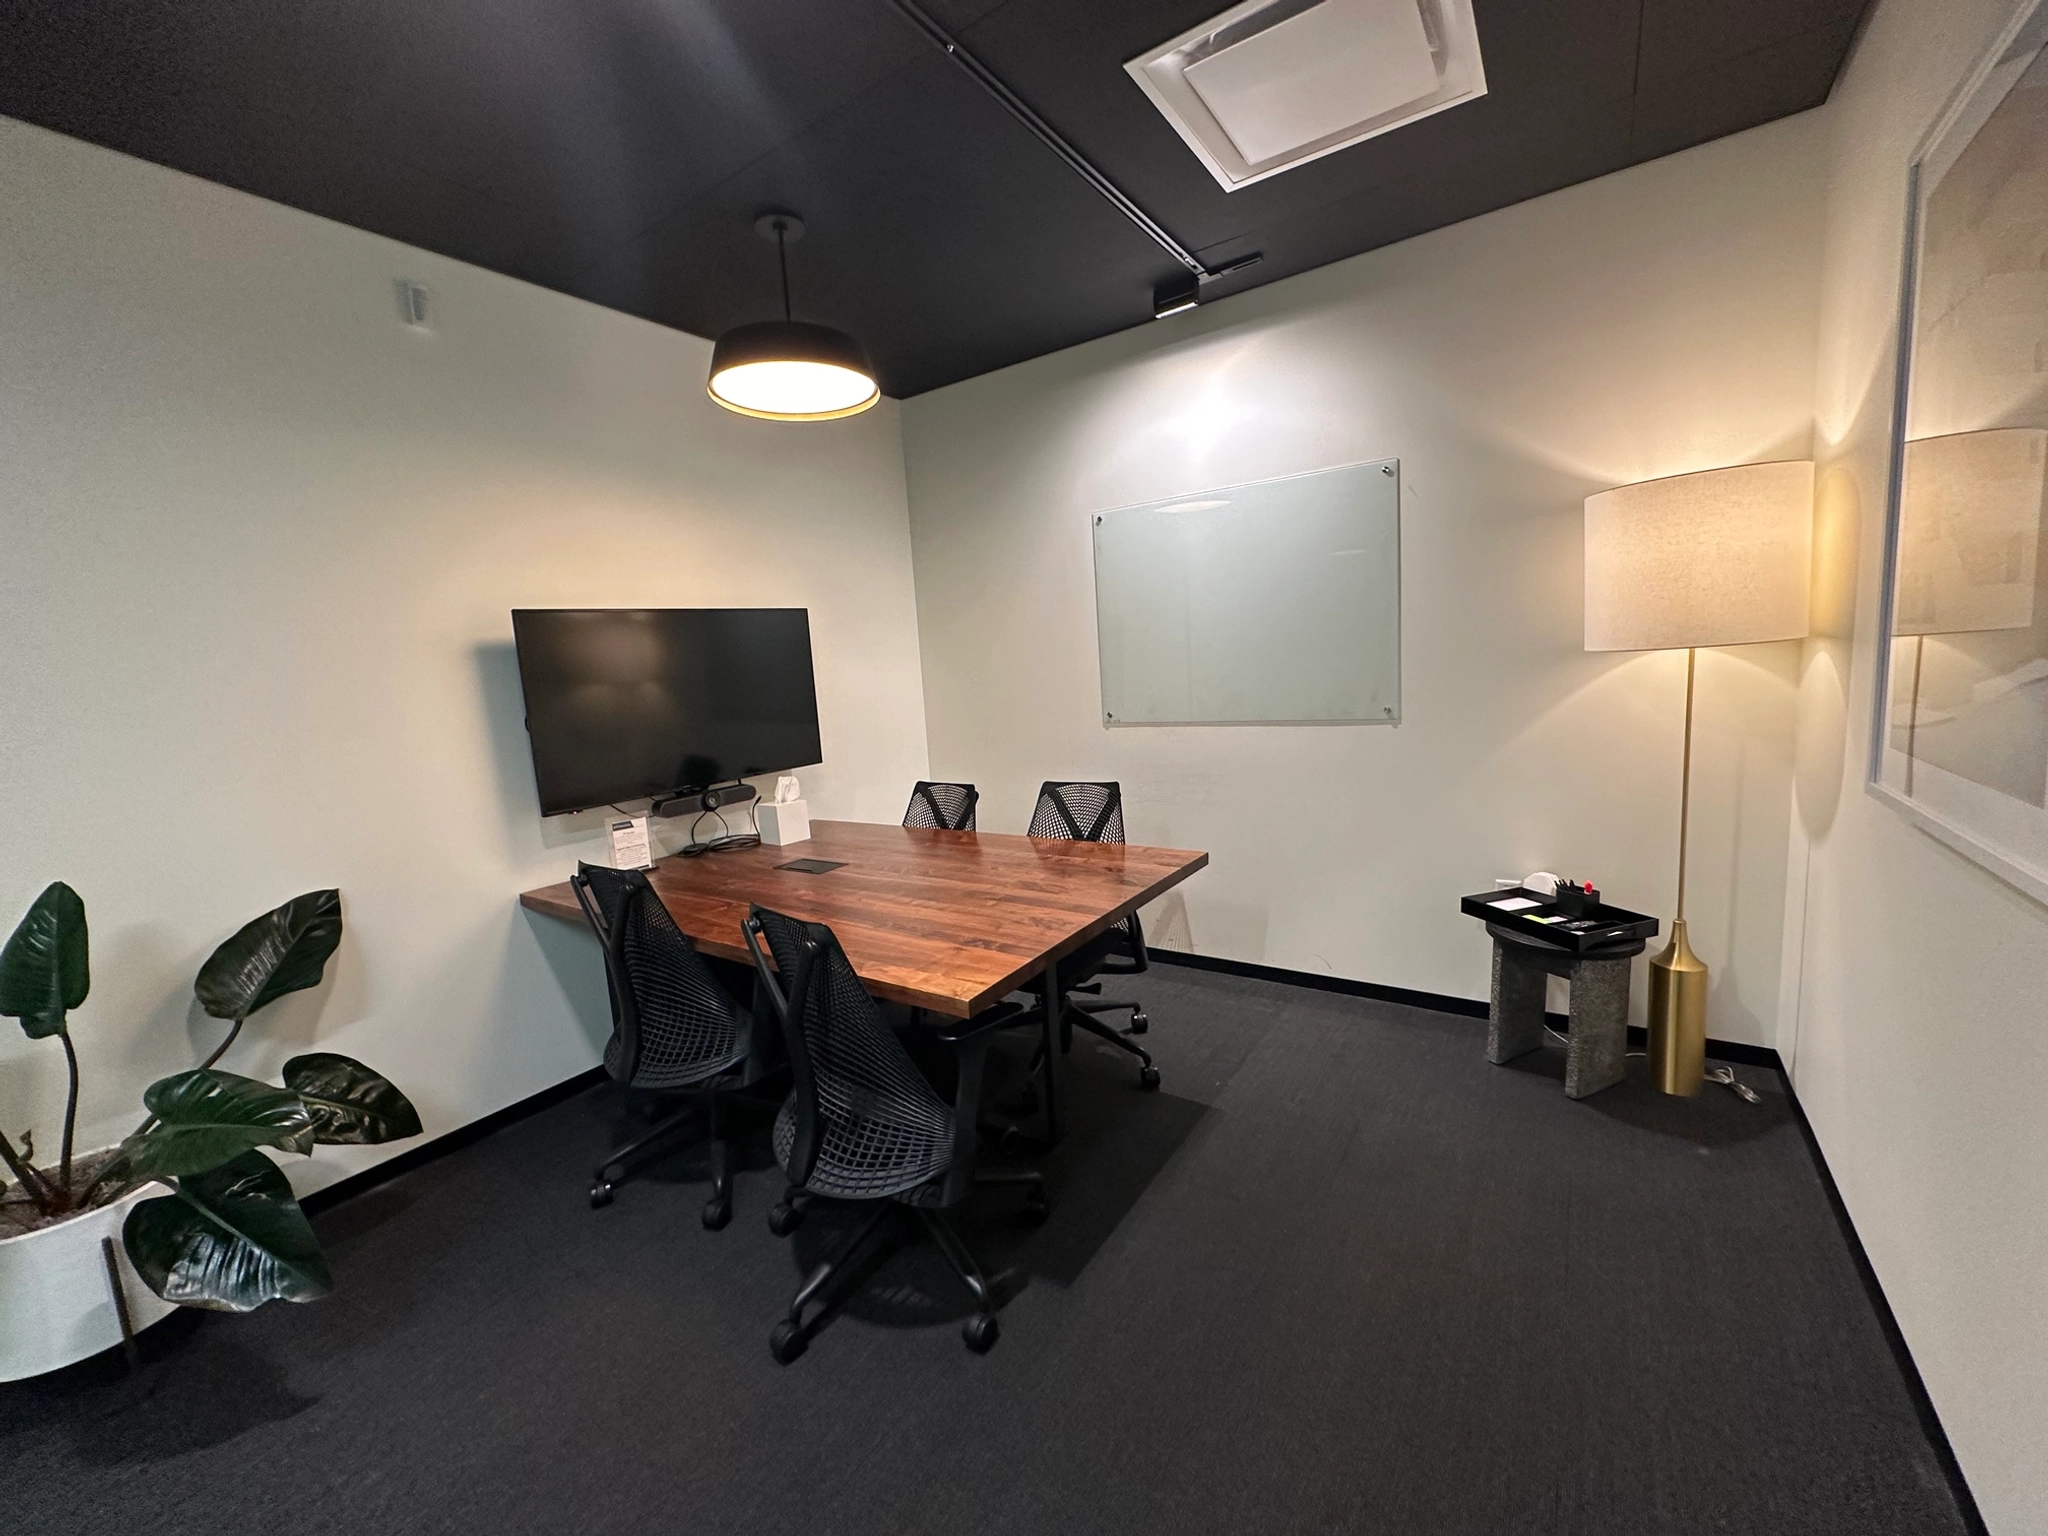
[1647,918,1708,1096]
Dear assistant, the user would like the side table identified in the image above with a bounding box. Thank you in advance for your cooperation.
[1485,923,1646,1099]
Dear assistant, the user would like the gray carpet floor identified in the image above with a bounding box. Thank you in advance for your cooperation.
[0,966,1973,1535]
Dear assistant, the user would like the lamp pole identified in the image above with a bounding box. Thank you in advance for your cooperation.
[1676,646,1694,920]
[1648,646,1709,1095]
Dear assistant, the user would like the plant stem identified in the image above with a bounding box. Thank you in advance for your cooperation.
[76,1163,126,1212]
[0,1127,60,1215]
[58,1028,80,1200]
[196,1016,245,1072]
[126,1016,247,1143]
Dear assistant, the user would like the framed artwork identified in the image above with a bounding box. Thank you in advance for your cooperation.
[1871,0,2048,905]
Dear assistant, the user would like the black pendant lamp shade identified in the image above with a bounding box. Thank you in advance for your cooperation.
[708,320,878,421]
[707,213,879,422]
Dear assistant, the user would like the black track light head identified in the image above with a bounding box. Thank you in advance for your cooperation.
[1153,273,1201,320]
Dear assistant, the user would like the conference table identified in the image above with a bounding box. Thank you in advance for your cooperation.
[519,819,1210,1144]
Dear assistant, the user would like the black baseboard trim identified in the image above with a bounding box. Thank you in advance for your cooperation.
[1146,947,1782,1071]
[1778,1082,1989,1534]
[1618,1024,1782,1072]
[1148,945,1490,1016]
[299,1066,607,1217]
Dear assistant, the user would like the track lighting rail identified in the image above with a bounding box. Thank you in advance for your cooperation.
[887,0,1258,290]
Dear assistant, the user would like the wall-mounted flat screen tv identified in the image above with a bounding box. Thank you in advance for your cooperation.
[510,608,822,817]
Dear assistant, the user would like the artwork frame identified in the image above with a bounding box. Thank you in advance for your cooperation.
[1868,0,2048,907]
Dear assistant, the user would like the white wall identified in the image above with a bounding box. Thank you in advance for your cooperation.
[1784,0,2048,1528]
[901,115,1826,1045]
[0,118,929,1190]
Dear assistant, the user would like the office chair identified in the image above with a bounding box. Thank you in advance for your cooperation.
[742,904,1046,1361]
[1027,781,1158,1089]
[903,780,979,831]
[572,863,768,1229]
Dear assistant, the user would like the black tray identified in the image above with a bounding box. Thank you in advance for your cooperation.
[1459,888,1659,953]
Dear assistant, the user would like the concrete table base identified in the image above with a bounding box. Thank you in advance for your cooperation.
[1485,924,1644,1100]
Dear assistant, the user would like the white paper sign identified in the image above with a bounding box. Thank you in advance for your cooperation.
[607,815,653,870]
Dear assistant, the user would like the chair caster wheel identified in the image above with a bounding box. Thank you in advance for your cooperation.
[701,1196,731,1231]
[1128,1011,1149,1035]
[962,1313,1000,1354]
[1138,1066,1161,1091]
[770,1320,808,1365]
[767,1201,804,1237]
[590,1181,615,1208]
[1020,1185,1050,1225]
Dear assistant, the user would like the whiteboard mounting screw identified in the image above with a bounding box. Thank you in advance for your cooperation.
[1381,463,1395,475]
[1095,515,1103,524]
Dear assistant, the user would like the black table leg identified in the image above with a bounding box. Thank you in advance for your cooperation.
[1038,954,1063,1148]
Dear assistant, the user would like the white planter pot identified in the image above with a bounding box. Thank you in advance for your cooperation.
[0,1174,179,1381]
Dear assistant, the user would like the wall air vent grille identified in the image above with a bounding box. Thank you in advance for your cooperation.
[1125,0,1487,191]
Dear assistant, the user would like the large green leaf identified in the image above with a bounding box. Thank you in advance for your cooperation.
[0,881,89,1039]
[193,890,343,1022]
[123,1149,331,1312]
[282,1053,423,1145]
[122,1070,315,1177]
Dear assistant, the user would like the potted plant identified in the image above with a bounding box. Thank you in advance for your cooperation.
[0,882,422,1380]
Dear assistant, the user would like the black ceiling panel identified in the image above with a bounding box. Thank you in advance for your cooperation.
[949,0,1648,259]
[573,51,1171,396]
[1629,16,1863,162]
[0,0,1874,398]
[1637,0,1869,85]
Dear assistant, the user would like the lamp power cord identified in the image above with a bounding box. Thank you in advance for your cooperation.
[1540,1024,1760,1102]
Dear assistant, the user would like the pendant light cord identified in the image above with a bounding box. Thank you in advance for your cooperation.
[776,223,792,322]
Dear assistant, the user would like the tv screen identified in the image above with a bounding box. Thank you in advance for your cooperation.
[510,608,822,816]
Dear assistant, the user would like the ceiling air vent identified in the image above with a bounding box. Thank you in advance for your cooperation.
[1125,0,1487,191]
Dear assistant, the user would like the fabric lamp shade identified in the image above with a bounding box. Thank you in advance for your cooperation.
[1584,460,1814,652]
[1894,428,2046,637]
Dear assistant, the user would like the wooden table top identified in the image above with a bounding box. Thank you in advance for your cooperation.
[519,819,1208,1018]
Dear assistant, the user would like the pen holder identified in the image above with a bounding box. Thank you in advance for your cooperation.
[1554,881,1599,918]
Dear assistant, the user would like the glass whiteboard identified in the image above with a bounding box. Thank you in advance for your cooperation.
[1091,459,1402,726]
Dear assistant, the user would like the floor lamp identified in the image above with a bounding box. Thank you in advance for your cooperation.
[1584,461,1813,1096]
[1892,428,2046,797]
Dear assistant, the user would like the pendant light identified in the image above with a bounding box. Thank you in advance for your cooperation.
[707,212,879,422]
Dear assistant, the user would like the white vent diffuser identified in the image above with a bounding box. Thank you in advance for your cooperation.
[1126,0,1487,191]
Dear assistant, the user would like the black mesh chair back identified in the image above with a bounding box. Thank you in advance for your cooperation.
[572,863,750,1091]
[903,780,979,832]
[1028,781,1125,844]
[743,905,954,1201]
[1029,782,1143,956]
